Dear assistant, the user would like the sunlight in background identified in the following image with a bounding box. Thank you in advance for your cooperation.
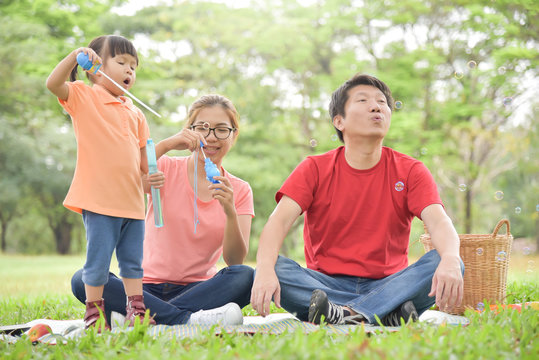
[112,0,537,125]
[113,0,321,15]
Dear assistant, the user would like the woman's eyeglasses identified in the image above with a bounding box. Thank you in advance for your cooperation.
[190,124,236,140]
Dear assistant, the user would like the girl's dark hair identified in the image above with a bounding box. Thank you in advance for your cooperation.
[69,35,139,82]
[329,73,394,142]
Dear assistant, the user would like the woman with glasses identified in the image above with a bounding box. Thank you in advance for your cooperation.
[71,94,254,326]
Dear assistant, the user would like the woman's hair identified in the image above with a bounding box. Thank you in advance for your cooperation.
[329,73,394,142]
[185,94,240,137]
[70,35,138,82]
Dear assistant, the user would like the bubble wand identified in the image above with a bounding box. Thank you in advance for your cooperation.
[146,139,164,228]
[200,141,221,184]
[193,141,221,233]
[76,52,161,118]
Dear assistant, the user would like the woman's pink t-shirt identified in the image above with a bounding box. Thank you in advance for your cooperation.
[142,155,254,285]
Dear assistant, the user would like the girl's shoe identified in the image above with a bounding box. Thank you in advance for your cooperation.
[125,295,156,326]
[84,299,110,332]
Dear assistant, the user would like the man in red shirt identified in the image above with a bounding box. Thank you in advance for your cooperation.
[251,74,464,325]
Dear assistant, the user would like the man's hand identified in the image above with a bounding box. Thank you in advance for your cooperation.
[428,254,463,311]
[250,268,281,317]
[250,196,302,317]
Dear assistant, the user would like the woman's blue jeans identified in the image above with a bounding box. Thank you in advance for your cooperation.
[274,250,463,323]
[71,264,254,325]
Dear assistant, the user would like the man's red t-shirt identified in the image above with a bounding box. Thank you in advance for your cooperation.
[277,146,442,279]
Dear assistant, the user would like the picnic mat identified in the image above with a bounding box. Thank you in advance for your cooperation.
[0,311,469,345]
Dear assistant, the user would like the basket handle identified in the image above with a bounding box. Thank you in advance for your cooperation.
[492,219,510,237]
[423,219,510,236]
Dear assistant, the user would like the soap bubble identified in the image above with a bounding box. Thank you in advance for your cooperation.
[420,147,428,155]
[394,181,404,191]
[503,97,512,106]
[331,134,338,141]
[44,156,55,168]
[309,139,318,147]
[58,125,69,134]
[395,101,403,109]
[523,247,531,256]
[458,184,467,192]
[497,66,506,74]
[515,207,521,214]
[467,60,477,69]
[527,260,535,274]
[494,191,504,200]
[476,302,485,311]
[454,71,464,79]
[476,248,483,256]
[496,251,507,261]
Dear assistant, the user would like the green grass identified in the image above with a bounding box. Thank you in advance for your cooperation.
[1,254,538,359]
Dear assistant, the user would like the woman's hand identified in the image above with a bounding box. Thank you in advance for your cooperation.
[148,171,165,188]
[142,171,165,193]
[166,128,207,152]
[209,176,236,217]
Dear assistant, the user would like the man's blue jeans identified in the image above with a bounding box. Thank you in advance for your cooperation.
[71,264,254,325]
[275,250,462,323]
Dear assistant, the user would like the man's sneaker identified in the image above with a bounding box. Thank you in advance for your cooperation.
[379,300,419,326]
[309,289,346,324]
[308,289,367,325]
[187,303,243,326]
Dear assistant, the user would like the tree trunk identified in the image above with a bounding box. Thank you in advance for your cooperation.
[465,187,472,233]
[536,216,539,254]
[54,222,73,255]
[1,219,7,252]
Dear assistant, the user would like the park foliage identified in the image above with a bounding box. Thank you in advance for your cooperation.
[0,0,537,257]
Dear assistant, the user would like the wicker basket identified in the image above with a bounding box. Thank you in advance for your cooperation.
[420,219,513,314]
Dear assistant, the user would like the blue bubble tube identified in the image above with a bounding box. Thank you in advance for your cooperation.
[146,139,163,228]
[76,52,101,74]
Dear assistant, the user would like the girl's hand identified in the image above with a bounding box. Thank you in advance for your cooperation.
[209,176,236,216]
[168,128,207,152]
[148,171,165,189]
[47,46,102,100]
[76,47,102,68]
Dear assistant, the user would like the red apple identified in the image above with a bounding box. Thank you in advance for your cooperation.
[27,323,52,342]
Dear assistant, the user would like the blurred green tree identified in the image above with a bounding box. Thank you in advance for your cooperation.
[1,0,537,256]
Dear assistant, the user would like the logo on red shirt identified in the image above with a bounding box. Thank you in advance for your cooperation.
[394,181,405,191]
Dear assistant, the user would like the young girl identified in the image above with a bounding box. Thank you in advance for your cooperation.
[46,35,155,330]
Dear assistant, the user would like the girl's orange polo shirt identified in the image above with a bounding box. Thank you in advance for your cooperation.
[59,81,150,219]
